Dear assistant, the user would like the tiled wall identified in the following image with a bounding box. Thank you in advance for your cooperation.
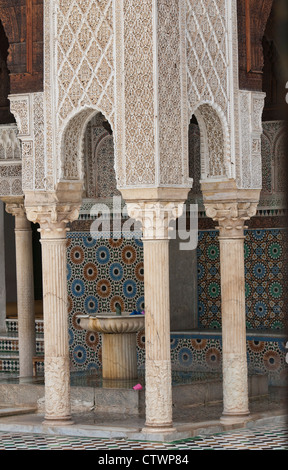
[197,228,287,331]
[67,228,288,386]
[67,234,144,371]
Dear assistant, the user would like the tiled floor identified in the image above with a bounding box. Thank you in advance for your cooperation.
[0,423,287,450]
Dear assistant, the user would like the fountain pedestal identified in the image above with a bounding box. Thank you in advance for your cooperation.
[77,314,145,380]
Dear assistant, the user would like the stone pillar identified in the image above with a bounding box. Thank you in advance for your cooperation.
[5,200,36,377]
[26,203,80,425]
[127,200,183,432]
[205,200,258,423]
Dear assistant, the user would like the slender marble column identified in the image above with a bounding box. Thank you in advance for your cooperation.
[143,237,172,430]
[205,201,258,423]
[127,201,183,432]
[5,201,36,377]
[26,203,80,425]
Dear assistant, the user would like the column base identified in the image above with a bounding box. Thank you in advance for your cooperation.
[42,417,74,426]
[220,412,250,425]
[142,424,176,434]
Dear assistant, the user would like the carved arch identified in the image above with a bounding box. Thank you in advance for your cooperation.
[60,106,116,190]
[190,102,231,182]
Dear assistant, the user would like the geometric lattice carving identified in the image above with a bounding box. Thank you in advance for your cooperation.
[55,0,114,183]
[56,0,114,129]
[186,0,229,117]
[186,0,233,180]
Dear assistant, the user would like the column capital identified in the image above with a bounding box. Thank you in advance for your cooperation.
[5,201,26,218]
[25,204,80,239]
[4,198,31,230]
[126,200,184,240]
[204,201,258,238]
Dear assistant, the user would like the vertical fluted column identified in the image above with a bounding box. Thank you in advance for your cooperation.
[26,203,80,425]
[5,201,36,377]
[40,235,72,423]
[205,201,258,423]
[127,201,183,432]
[219,229,249,420]
[143,237,172,429]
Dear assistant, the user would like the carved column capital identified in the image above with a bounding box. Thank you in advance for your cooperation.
[204,201,258,238]
[5,201,26,218]
[4,198,32,230]
[126,200,184,240]
[25,204,80,239]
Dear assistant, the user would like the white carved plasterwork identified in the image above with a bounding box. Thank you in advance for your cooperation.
[0,164,22,197]
[186,0,228,114]
[186,0,239,181]
[260,121,286,201]
[157,0,189,186]
[0,125,21,161]
[9,93,45,193]
[0,124,22,197]
[120,0,155,186]
[43,0,115,183]
[55,0,114,160]
[238,90,266,190]
[114,0,190,189]
[85,114,120,199]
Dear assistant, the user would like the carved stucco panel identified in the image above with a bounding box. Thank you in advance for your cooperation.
[0,124,23,197]
[238,90,265,190]
[9,93,45,193]
[186,0,240,182]
[186,0,229,117]
[56,0,115,142]
[0,164,22,197]
[121,0,156,186]
[157,0,189,186]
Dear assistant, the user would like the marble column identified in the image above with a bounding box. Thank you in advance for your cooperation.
[5,200,36,377]
[127,200,183,432]
[26,204,80,425]
[205,201,258,423]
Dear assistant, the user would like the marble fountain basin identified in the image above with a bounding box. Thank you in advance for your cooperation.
[77,314,145,381]
[77,314,145,334]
